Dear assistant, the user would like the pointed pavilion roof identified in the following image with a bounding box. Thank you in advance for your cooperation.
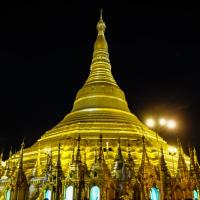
[160,146,170,176]
[176,139,188,179]
[13,141,28,187]
[32,146,42,177]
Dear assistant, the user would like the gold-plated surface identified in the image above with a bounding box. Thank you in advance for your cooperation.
[21,10,188,173]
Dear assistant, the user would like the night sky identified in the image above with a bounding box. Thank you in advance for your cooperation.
[1,2,200,160]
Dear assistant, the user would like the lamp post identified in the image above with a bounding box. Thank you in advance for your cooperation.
[145,118,176,159]
[145,118,176,143]
[168,146,177,176]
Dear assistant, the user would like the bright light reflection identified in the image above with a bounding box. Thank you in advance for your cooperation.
[146,118,155,127]
[159,118,166,126]
[167,120,176,129]
[168,146,177,155]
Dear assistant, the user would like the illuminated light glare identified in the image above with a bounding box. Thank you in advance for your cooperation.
[167,120,176,129]
[1,161,6,167]
[106,142,109,149]
[44,148,51,154]
[168,146,177,155]
[159,118,166,126]
[146,118,155,127]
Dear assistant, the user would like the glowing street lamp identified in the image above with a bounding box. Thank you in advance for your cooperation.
[167,120,176,129]
[145,118,177,141]
[168,146,177,176]
[145,117,177,158]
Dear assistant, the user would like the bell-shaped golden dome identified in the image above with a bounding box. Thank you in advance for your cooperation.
[41,10,159,144]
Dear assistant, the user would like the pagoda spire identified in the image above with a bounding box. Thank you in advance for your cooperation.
[98,134,104,161]
[12,141,28,200]
[55,143,63,200]
[159,146,171,199]
[141,136,150,166]
[45,148,53,180]
[0,151,3,177]
[127,142,135,167]
[189,145,200,180]
[160,146,170,176]
[176,139,188,179]
[125,141,135,181]
[70,9,131,116]
[75,134,81,163]
[33,145,42,177]
[112,138,124,179]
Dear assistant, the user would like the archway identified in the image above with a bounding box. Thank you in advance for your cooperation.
[193,189,199,200]
[90,186,100,200]
[150,187,159,200]
[44,189,51,200]
[5,189,11,200]
[65,186,73,200]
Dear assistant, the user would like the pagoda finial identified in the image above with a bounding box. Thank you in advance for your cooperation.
[100,8,103,20]
[96,8,106,37]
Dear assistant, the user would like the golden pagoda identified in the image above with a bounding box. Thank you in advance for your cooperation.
[0,10,200,200]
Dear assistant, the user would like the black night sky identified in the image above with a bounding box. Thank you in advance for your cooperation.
[0,2,200,160]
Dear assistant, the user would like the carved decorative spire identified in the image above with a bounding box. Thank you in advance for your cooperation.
[141,136,150,165]
[98,134,104,161]
[0,151,4,177]
[160,147,170,175]
[189,145,199,180]
[125,141,135,181]
[71,146,75,164]
[33,145,42,177]
[127,142,134,166]
[0,150,3,164]
[176,139,188,179]
[18,141,25,169]
[112,138,124,179]
[9,146,12,158]
[83,148,87,167]
[75,134,81,163]
[45,148,53,179]
[55,143,63,200]
[12,141,28,200]
[56,143,62,168]
[159,147,171,199]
